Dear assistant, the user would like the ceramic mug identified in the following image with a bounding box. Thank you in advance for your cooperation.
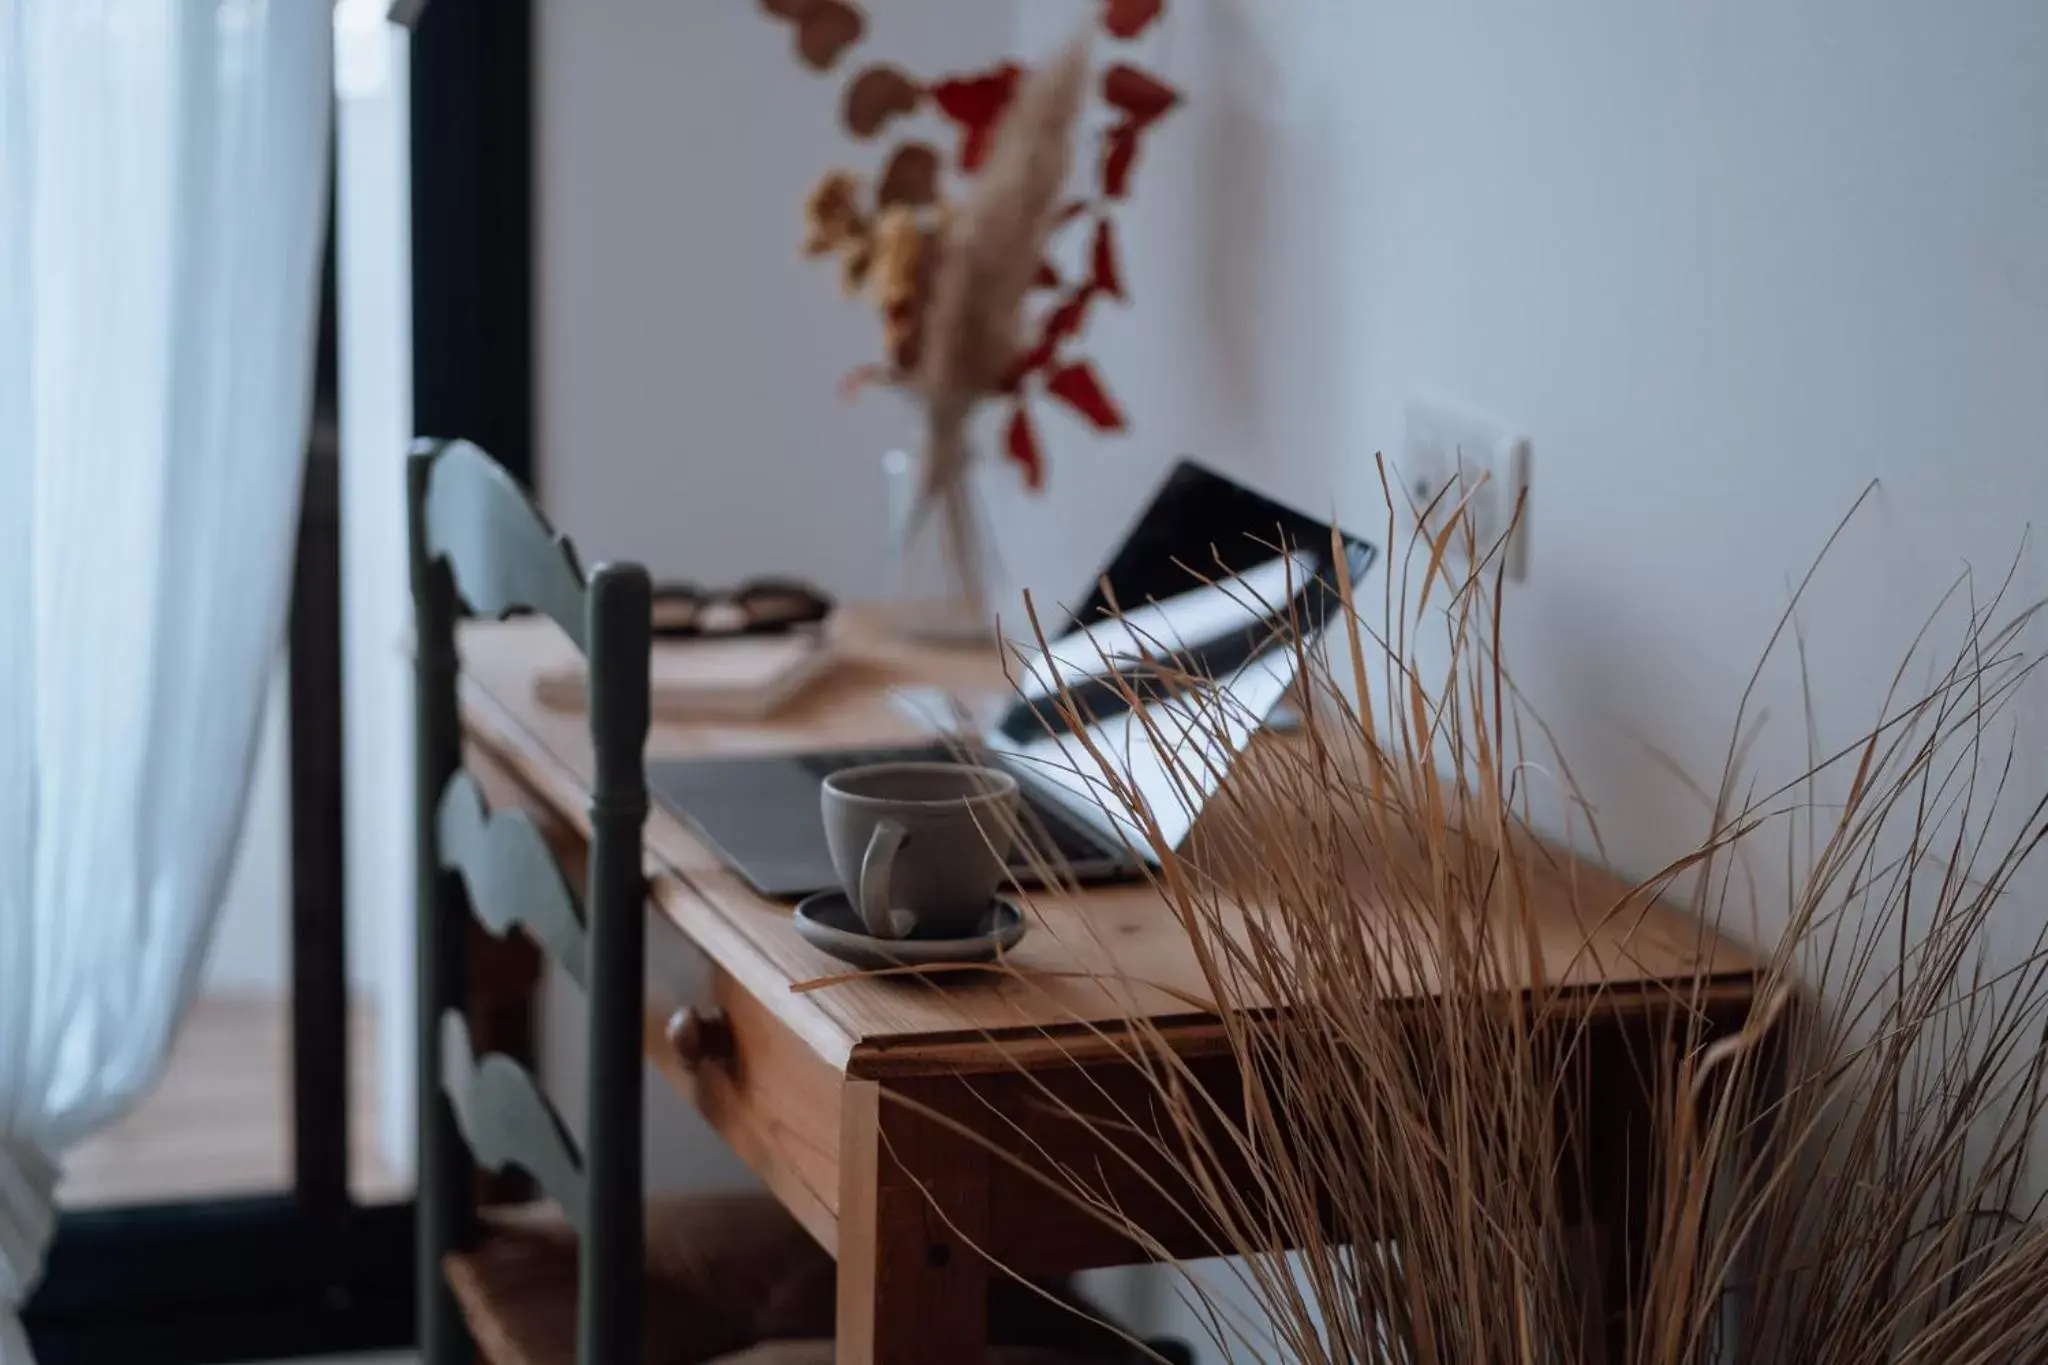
[820,762,1020,940]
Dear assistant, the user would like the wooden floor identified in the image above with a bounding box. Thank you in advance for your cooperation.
[59,996,406,1209]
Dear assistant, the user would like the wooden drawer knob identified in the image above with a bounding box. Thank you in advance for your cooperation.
[665,1006,732,1072]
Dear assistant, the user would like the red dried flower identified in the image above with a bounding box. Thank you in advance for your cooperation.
[1006,402,1046,489]
[1103,63,1180,124]
[928,62,1021,172]
[1047,360,1125,432]
[1101,0,1165,40]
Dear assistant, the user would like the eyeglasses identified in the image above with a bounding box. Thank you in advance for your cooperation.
[650,578,834,638]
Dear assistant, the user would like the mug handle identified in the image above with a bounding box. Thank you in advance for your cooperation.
[857,819,915,940]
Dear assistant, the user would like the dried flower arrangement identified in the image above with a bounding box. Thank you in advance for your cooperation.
[758,0,1182,630]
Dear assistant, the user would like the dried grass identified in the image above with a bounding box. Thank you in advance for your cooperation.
[888,467,2048,1364]
[906,31,1090,625]
[920,30,1089,409]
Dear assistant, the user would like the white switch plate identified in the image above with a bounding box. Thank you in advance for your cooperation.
[1401,399,1532,582]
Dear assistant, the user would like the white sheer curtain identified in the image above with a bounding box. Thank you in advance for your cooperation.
[0,3,332,1356]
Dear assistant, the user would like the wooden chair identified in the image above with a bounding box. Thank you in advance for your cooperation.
[411,438,852,1364]
[410,437,1192,1365]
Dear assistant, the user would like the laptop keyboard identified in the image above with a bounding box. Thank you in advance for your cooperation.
[799,746,1115,866]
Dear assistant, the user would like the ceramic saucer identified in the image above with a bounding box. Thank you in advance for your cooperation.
[791,891,1028,971]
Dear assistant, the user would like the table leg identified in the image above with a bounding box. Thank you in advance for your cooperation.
[1570,1026,1657,1365]
[1592,1162,1650,1362]
[837,1079,991,1365]
[1575,999,1765,1365]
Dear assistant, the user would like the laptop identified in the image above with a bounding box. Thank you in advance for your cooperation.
[649,458,1378,898]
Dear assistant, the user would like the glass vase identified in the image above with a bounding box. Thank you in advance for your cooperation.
[879,446,1002,647]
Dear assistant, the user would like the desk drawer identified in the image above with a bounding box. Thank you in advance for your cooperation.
[646,920,842,1255]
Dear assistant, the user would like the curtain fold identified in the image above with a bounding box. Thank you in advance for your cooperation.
[0,3,333,1357]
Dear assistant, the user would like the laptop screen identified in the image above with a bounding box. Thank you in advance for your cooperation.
[987,460,1377,856]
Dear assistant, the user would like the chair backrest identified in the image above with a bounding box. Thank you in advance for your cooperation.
[408,437,652,1365]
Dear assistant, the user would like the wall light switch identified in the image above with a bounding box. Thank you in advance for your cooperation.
[1401,399,1532,582]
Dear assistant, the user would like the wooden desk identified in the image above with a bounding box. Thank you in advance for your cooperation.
[458,613,1760,1363]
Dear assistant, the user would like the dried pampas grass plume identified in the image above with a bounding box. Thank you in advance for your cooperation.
[920,28,1090,405]
[905,29,1091,616]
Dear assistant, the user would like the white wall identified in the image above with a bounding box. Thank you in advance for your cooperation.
[541,1,2048,1356]
[1009,1,2048,1357]
[335,0,419,1176]
[537,0,1020,590]
[1001,0,2048,932]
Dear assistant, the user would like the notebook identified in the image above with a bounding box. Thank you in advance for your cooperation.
[534,632,837,720]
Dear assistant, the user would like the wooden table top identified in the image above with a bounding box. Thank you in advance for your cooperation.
[458,611,1759,1080]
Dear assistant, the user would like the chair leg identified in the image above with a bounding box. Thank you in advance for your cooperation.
[414,497,475,1362]
[418,1060,477,1362]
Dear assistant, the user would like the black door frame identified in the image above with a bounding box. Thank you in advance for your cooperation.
[411,0,535,488]
[24,3,531,1358]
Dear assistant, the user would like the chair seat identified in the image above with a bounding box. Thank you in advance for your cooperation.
[443,1193,837,1365]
